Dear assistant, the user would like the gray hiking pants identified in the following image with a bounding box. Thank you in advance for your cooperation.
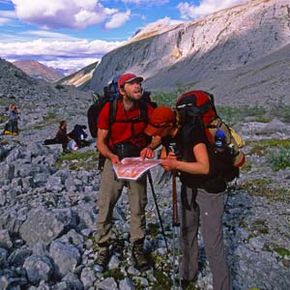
[95,159,147,244]
[180,185,232,290]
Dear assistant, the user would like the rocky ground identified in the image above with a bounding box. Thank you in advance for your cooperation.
[0,92,290,290]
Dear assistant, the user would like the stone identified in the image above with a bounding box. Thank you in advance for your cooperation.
[49,241,81,278]
[23,255,53,285]
[19,208,65,246]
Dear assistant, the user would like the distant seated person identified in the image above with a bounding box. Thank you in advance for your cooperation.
[44,120,71,152]
[68,124,90,148]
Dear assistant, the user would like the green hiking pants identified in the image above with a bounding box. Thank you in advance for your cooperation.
[95,158,148,244]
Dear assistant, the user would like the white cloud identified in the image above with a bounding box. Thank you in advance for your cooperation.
[0,10,16,25]
[0,34,125,70]
[10,0,129,29]
[177,0,246,19]
[41,57,100,71]
[105,10,131,29]
[122,0,169,5]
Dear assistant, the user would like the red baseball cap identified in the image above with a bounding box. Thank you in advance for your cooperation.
[145,106,176,136]
[118,73,143,88]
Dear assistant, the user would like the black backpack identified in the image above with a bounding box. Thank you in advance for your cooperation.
[87,77,120,138]
[176,90,245,183]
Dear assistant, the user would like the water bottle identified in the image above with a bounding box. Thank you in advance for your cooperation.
[215,129,226,151]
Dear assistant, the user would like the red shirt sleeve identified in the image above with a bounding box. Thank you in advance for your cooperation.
[97,103,110,130]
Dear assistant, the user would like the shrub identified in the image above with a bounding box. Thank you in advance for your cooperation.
[266,147,290,171]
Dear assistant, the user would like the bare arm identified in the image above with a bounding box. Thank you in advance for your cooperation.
[161,143,209,175]
[97,128,120,164]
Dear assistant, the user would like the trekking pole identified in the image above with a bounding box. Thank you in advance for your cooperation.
[148,171,169,253]
[172,169,181,290]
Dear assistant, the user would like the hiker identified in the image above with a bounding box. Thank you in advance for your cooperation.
[68,124,90,148]
[145,106,232,290]
[44,120,70,152]
[94,73,157,272]
[2,103,20,136]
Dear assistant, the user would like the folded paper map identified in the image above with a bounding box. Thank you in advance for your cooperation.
[113,157,161,180]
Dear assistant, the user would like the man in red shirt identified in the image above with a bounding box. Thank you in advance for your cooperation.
[94,73,156,272]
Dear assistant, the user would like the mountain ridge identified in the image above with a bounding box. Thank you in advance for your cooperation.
[13,60,64,83]
[88,0,290,107]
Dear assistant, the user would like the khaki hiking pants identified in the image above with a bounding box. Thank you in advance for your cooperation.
[95,158,147,245]
[180,185,232,290]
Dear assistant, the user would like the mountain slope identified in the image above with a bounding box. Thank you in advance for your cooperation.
[89,0,290,107]
[57,61,98,90]
[13,60,64,82]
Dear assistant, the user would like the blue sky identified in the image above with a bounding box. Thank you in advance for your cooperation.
[0,0,244,72]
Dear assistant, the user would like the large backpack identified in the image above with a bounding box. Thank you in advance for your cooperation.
[176,90,245,182]
[87,76,120,138]
[87,76,157,170]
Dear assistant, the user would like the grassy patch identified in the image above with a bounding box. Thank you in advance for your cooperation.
[151,269,172,290]
[151,91,177,107]
[241,178,290,202]
[248,139,290,156]
[103,268,124,280]
[216,105,267,126]
[43,110,58,122]
[0,113,8,123]
[266,147,290,171]
[273,247,290,258]
[55,150,98,171]
[251,219,269,235]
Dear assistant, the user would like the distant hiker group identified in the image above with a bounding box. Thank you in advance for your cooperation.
[44,120,90,152]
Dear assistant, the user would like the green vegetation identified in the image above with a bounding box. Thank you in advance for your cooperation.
[56,150,98,171]
[151,269,172,290]
[0,113,7,123]
[31,108,59,129]
[103,268,124,280]
[43,110,58,122]
[216,105,267,126]
[266,147,290,171]
[273,247,290,258]
[248,139,290,156]
[247,139,290,171]
[151,91,177,107]
[251,219,269,235]
[241,178,290,202]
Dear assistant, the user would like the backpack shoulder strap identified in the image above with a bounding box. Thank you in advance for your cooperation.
[108,97,119,125]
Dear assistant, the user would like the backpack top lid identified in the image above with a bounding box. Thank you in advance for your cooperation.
[176,90,217,126]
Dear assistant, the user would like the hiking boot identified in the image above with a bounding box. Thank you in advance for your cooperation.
[94,245,110,272]
[132,240,151,271]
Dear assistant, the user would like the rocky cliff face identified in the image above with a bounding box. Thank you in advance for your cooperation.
[90,0,290,106]
[13,60,64,83]
[58,61,98,90]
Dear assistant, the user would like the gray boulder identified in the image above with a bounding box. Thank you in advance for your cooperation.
[19,208,66,246]
[23,255,53,285]
[49,240,81,278]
